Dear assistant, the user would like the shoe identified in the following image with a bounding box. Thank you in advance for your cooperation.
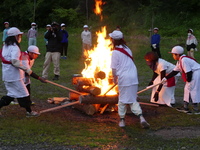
[26,111,40,117]
[140,121,150,129]
[187,110,200,115]
[10,101,19,105]
[194,111,200,115]
[52,75,59,80]
[176,107,190,113]
[119,118,125,127]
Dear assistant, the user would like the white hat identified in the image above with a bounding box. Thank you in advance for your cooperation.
[28,45,40,55]
[7,27,23,36]
[4,22,9,25]
[83,25,88,28]
[188,29,193,33]
[169,46,184,54]
[154,27,159,30]
[109,30,123,40]
[61,23,66,27]
[46,24,51,27]
[31,22,36,26]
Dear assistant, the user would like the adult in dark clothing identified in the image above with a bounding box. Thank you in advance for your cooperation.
[60,23,69,59]
[42,22,63,80]
[151,27,161,58]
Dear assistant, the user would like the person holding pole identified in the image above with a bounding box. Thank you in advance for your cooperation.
[144,51,180,107]
[109,30,150,128]
[0,27,46,117]
[162,46,200,114]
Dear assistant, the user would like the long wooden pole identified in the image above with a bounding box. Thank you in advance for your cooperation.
[46,80,83,95]
[137,82,163,94]
[103,84,117,95]
[40,101,79,114]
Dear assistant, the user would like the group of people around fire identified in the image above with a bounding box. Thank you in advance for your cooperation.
[0,21,200,129]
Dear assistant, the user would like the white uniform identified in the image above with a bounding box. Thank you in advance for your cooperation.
[186,34,198,47]
[21,51,35,85]
[81,30,92,46]
[173,55,200,103]
[151,58,180,106]
[2,44,29,98]
[111,45,141,117]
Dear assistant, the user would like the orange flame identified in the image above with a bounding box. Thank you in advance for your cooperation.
[81,27,116,95]
[94,0,104,20]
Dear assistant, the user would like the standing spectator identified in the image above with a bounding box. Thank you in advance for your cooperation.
[42,22,62,80]
[109,30,150,128]
[186,29,198,58]
[27,22,37,46]
[144,51,180,107]
[151,27,161,58]
[162,46,200,114]
[44,24,51,49]
[81,25,92,58]
[22,45,46,105]
[2,22,10,44]
[0,27,45,117]
[60,23,69,59]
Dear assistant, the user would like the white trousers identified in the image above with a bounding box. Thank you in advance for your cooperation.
[118,101,142,118]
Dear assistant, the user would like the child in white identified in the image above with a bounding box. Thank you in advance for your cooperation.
[110,30,150,128]
[163,46,200,114]
[144,51,180,107]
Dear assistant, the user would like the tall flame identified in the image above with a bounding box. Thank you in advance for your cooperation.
[94,0,104,20]
[81,27,115,95]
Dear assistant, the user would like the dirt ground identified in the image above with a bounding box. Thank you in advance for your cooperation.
[1,86,200,149]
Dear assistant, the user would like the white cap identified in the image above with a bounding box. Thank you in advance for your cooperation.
[169,46,184,54]
[109,30,123,40]
[31,22,36,26]
[7,27,23,36]
[61,23,66,27]
[4,22,9,25]
[83,25,88,28]
[46,24,51,27]
[188,29,193,33]
[154,27,159,30]
[28,45,40,55]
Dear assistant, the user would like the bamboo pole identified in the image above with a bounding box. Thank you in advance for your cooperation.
[40,101,79,114]
[46,80,83,95]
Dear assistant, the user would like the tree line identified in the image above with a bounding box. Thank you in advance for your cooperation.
[1,0,200,36]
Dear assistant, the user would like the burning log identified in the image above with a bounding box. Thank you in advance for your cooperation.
[72,77,93,86]
[78,86,101,96]
[72,103,100,115]
[79,94,118,104]
[69,92,88,100]
[94,71,106,79]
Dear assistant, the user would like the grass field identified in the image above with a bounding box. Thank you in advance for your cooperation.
[1,27,200,149]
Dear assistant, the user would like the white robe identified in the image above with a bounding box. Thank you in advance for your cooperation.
[174,55,200,103]
[150,58,180,106]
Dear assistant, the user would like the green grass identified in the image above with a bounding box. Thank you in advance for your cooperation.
[1,28,200,149]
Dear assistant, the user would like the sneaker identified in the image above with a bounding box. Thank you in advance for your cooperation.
[140,121,150,129]
[52,75,59,80]
[119,118,125,127]
[187,110,200,115]
[26,111,40,117]
[176,107,190,113]
[10,101,19,105]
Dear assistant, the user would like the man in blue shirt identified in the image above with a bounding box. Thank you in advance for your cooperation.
[151,27,161,58]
